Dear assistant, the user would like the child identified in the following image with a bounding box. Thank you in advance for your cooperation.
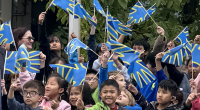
[128,79,197,110]
[40,73,71,110]
[108,71,126,91]
[77,79,127,110]
[190,79,200,110]
[2,74,24,110]
[85,69,100,103]
[7,80,45,110]
[116,89,142,110]
[68,82,95,110]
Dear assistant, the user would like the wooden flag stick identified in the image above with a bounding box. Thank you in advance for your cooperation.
[89,49,100,57]
[80,61,89,94]
[45,0,54,12]
[94,8,96,16]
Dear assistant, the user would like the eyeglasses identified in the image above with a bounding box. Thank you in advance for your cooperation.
[22,37,35,42]
[22,91,39,97]
[85,78,98,82]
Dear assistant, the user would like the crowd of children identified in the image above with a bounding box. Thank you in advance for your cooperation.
[1,11,200,110]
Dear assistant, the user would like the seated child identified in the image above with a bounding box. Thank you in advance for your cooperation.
[128,79,197,110]
[67,82,95,110]
[7,80,45,110]
[116,89,142,110]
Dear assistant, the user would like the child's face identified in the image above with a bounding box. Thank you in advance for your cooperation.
[187,60,200,79]
[100,85,119,107]
[49,37,61,51]
[156,87,172,105]
[132,45,145,53]
[116,91,130,106]
[45,77,60,99]
[115,74,126,90]
[85,74,98,90]
[69,86,82,106]
[11,77,21,91]
[23,88,42,107]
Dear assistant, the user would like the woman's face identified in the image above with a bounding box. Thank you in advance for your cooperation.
[18,30,34,50]
[116,91,130,106]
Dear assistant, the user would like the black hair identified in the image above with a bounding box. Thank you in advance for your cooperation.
[158,79,178,96]
[175,89,183,107]
[186,56,192,66]
[100,79,120,92]
[146,52,158,68]
[49,57,67,64]
[48,35,63,46]
[86,69,99,78]
[96,46,102,55]
[131,39,150,52]
[68,82,95,109]
[0,18,3,24]
[48,73,69,101]
[23,80,45,96]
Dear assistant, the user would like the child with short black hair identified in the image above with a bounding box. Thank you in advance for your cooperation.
[7,80,45,110]
[128,79,197,110]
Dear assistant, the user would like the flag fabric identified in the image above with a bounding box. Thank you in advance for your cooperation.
[5,51,18,74]
[51,0,73,14]
[72,63,87,86]
[5,51,40,74]
[74,1,97,27]
[107,60,117,72]
[107,40,140,65]
[27,51,41,73]
[49,63,87,86]
[93,0,106,16]
[14,44,31,72]
[127,2,156,25]
[0,21,15,45]
[65,38,90,55]
[146,4,156,20]
[49,64,75,84]
[112,17,132,36]
[192,44,200,67]
[128,58,156,88]
[174,27,192,56]
[161,43,187,66]
[107,10,118,42]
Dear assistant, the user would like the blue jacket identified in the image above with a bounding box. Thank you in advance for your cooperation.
[124,103,142,110]
[7,98,42,110]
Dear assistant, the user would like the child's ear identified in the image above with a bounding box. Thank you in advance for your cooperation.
[144,51,148,55]
[59,88,64,94]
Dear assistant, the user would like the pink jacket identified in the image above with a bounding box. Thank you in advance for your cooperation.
[191,96,200,110]
[19,70,33,88]
[55,100,71,110]
[194,73,200,93]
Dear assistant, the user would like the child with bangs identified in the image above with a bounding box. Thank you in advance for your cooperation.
[39,73,71,110]
[128,79,198,110]
[67,82,95,110]
[7,80,44,110]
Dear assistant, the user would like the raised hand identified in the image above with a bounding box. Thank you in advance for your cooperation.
[157,26,165,36]
[38,12,46,25]
[155,52,164,62]
[78,54,84,63]
[128,84,138,95]
[51,100,59,110]
[76,98,85,110]
[1,79,7,95]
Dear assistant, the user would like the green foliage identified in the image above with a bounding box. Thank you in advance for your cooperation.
[33,0,200,56]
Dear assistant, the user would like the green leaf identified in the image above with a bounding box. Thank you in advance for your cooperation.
[50,7,55,13]
[109,0,115,5]
[143,33,153,38]
[173,3,182,12]
[118,0,127,9]
[155,0,161,7]
[167,1,173,9]
[161,0,166,5]
[169,14,176,27]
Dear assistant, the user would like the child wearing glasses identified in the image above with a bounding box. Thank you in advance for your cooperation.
[7,80,45,110]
